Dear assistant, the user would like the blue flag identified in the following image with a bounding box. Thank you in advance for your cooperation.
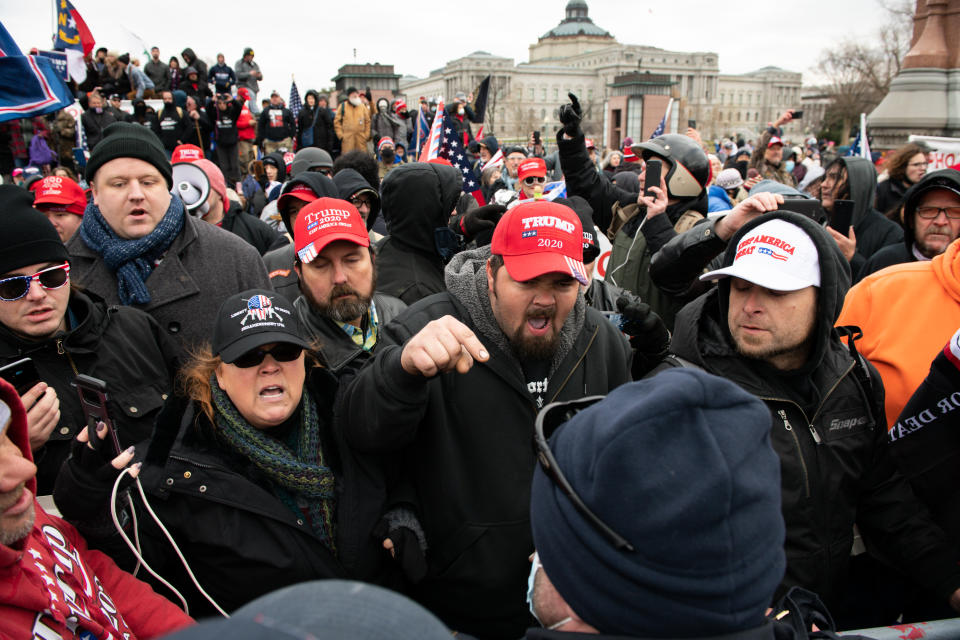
[437,112,485,204]
[289,80,302,119]
[53,0,96,56]
[0,21,74,123]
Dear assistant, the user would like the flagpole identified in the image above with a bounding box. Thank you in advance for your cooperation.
[51,0,57,48]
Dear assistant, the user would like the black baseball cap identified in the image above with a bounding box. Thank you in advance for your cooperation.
[212,290,310,364]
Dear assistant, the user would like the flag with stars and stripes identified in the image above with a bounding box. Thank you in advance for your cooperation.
[649,98,674,139]
[288,80,302,119]
[847,113,871,160]
[437,111,485,205]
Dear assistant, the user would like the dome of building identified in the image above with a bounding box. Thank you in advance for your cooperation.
[540,0,613,40]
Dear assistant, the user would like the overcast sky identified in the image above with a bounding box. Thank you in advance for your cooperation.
[2,0,895,96]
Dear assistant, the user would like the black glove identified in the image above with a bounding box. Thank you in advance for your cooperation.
[452,203,507,239]
[53,427,135,522]
[616,293,670,378]
[373,513,428,583]
[558,92,583,138]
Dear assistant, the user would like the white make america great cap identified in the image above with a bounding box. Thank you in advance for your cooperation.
[700,218,821,291]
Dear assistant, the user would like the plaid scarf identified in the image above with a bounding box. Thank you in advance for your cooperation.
[210,375,337,549]
[79,195,185,305]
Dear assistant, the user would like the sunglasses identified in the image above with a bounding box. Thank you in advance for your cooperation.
[534,396,635,552]
[232,342,303,368]
[523,176,546,185]
[0,263,70,301]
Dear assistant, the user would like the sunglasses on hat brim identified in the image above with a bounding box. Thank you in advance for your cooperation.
[535,396,635,552]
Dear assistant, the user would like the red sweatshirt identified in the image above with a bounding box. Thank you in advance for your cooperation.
[0,379,194,639]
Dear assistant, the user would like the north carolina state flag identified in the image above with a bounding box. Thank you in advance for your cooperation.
[53,0,95,56]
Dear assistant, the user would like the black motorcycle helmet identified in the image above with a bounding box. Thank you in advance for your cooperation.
[631,134,711,200]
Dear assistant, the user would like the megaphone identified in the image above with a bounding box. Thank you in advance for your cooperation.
[172,162,210,216]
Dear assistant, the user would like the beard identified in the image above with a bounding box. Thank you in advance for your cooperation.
[302,275,375,324]
[0,489,35,546]
[508,306,560,361]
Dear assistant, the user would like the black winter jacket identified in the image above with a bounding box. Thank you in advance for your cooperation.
[219,201,287,256]
[297,91,335,152]
[256,106,296,144]
[0,290,180,493]
[295,293,406,377]
[875,176,911,217]
[663,211,960,613]
[81,108,118,150]
[838,157,903,278]
[338,246,632,639]
[157,104,186,151]
[376,162,463,305]
[80,368,396,617]
[558,130,707,329]
[207,98,243,147]
[179,110,212,151]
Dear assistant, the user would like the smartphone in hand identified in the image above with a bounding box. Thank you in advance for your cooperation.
[73,374,121,457]
[644,159,662,200]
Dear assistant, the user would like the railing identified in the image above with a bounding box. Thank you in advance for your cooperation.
[844,618,960,639]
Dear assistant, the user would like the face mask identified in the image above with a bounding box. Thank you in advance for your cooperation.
[381,149,395,162]
[94,107,102,114]
[785,160,795,173]
[349,96,361,107]
[526,553,573,630]
[458,106,465,115]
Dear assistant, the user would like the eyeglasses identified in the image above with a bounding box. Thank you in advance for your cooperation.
[232,343,303,368]
[916,205,960,220]
[0,263,70,301]
[350,195,374,209]
[534,396,635,552]
[523,176,546,186]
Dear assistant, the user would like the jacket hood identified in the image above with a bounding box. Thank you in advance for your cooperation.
[444,245,586,377]
[333,168,381,230]
[931,237,960,305]
[0,376,34,480]
[838,156,877,226]
[305,89,320,102]
[380,162,463,253]
[277,172,339,235]
[681,211,850,374]
[181,48,196,63]
[899,169,960,253]
[263,151,287,182]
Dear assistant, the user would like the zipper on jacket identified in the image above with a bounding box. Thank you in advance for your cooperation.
[57,338,79,376]
[777,409,811,499]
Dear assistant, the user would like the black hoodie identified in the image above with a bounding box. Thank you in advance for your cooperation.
[376,162,463,305]
[262,172,340,301]
[180,47,207,87]
[836,157,903,278]
[333,168,381,230]
[297,89,335,151]
[665,211,960,617]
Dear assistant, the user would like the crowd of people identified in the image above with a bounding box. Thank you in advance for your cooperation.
[1,41,960,640]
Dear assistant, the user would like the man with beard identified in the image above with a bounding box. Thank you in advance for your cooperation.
[339,201,634,639]
[291,197,405,376]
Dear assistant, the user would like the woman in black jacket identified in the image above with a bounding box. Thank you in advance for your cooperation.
[296,90,334,152]
[55,289,411,617]
[876,142,928,217]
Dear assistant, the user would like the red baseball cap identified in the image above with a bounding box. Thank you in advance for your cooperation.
[518,157,547,182]
[767,136,784,148]
[294,197,370,264]
[278,183,319,213]
[491,201,589,285]
[585,138,596,150]
[171,144,204,163]
[33,175,86,215]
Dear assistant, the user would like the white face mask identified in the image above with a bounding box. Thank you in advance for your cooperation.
[349,96,361,107]
[526,552,573,630]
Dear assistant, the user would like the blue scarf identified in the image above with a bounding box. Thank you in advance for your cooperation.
[79,195,185,305]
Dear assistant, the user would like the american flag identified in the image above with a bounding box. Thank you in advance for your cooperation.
[437,112,485,205]
[847,113,871,160]
[288,80,302,118]
[650,98,674,139]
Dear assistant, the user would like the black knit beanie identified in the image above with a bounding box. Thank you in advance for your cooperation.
[0,185,69,275]
[85,121,172,188]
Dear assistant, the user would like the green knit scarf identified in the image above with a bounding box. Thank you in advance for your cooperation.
[210,374,337,549]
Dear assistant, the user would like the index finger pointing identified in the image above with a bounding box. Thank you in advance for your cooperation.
[452,323,489,362]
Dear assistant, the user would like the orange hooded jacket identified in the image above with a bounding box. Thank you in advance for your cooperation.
[836,238,960,429]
